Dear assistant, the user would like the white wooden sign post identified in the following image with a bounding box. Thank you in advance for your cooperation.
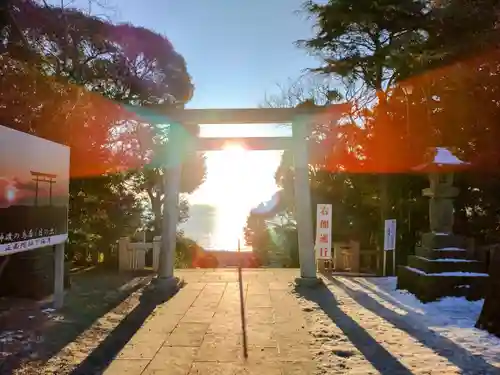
[315,204,332,261]
[383,219,397,276]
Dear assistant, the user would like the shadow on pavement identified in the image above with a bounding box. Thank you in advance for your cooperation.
[325,276,499,374]
[294,282,414,375]
[69,278,184,375]
[347,277,420,315]
[0,267,154,374]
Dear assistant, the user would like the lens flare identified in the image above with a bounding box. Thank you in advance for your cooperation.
[5,185,16,203]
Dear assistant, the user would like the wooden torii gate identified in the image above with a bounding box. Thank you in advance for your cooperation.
[157,106,347,284]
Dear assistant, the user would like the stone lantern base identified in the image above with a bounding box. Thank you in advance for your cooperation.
[397,232,489,302]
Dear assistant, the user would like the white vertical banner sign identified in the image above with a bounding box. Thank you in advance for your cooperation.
[315,204,332,260]
[384,219,397,251]
[383,219,397,276]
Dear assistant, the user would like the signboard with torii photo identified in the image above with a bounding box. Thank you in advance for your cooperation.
[315,204,332,260]
[0,125,69,255]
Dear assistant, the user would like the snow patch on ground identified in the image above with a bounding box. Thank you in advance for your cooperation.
[356,277,500,366]
[405,266,489,277]
[294,276,500,373]
[415,256,476,262]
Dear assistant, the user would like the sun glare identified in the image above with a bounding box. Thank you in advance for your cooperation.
[184,139,282,251]
[222,141,246,153]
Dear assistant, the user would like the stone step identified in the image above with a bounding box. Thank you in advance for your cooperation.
[415,246,468,260]
[421,232,467,250]
[408,255,486,274]
[396,265,488,303]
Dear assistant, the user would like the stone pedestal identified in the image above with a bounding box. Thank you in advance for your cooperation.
[0,247,60,299]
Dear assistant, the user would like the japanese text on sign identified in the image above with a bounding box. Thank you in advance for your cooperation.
[0,228,56,243]
[315,204,332,260]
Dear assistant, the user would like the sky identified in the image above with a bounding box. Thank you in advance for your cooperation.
[106,0,317,108]
[63,0,320,249]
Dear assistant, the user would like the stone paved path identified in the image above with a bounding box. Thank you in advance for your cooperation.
[102,269,500,375]
[104,269,314,375]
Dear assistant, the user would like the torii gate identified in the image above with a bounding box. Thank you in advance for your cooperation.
[157,106,347,284]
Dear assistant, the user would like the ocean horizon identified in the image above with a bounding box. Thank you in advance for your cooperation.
[179,203,252,251]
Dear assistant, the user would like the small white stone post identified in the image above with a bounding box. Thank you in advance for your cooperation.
[136,246,146,270]
[152,236,161,272]
[333,242,340,270]
[350,240,361,273]
[292,118,317,280]
[53,242,65,309]
[118,237,130,271]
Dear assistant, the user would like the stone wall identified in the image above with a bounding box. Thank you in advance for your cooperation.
[0,247,55,299]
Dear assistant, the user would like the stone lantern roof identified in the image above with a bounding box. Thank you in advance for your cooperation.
[412,147,470,173]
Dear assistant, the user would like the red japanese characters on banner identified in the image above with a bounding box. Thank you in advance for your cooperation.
[0,125,69,255]
[315,204,332,260]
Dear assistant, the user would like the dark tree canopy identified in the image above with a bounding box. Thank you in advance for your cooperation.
[0,0,204,263]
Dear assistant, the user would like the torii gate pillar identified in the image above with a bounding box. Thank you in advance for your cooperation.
[158,124,183,280]
[292,118,317,279]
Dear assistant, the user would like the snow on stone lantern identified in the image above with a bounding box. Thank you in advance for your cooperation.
[412,147,469,235]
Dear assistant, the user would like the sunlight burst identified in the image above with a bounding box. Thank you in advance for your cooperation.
[185,140,282,250]
[222,141,247,153]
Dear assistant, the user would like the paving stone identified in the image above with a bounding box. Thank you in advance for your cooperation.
[188,362,240,375]
[280,361,316,374]
[140,313,182,335]
[196,342,243,362]
[184,283,206,290]
[117,332,166,359]
[166,322,210,347]
[191,361,282,375]
[143,346,198,375]
[246,296,273,308]
[242,327,273,346]
[181,309,216,323]
[103,359,149,375]
[245,345,280,363]
[246,307,275,325]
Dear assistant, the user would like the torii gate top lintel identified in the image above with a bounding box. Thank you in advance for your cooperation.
[164,104,348,151]
[165,104,349,125]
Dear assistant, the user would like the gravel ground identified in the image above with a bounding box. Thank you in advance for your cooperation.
[0,268,153,374]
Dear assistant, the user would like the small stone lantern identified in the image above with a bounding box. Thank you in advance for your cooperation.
[397,148,486,303]
[413,147,469,234]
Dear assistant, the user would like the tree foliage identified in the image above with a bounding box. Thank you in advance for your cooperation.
[287,0,500,332]
[1,0,205,264]
[243,213,275,266]
[251,0,500,278]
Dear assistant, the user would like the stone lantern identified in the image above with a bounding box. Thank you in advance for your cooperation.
[396,147,489,302]
[412,147,469,235]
